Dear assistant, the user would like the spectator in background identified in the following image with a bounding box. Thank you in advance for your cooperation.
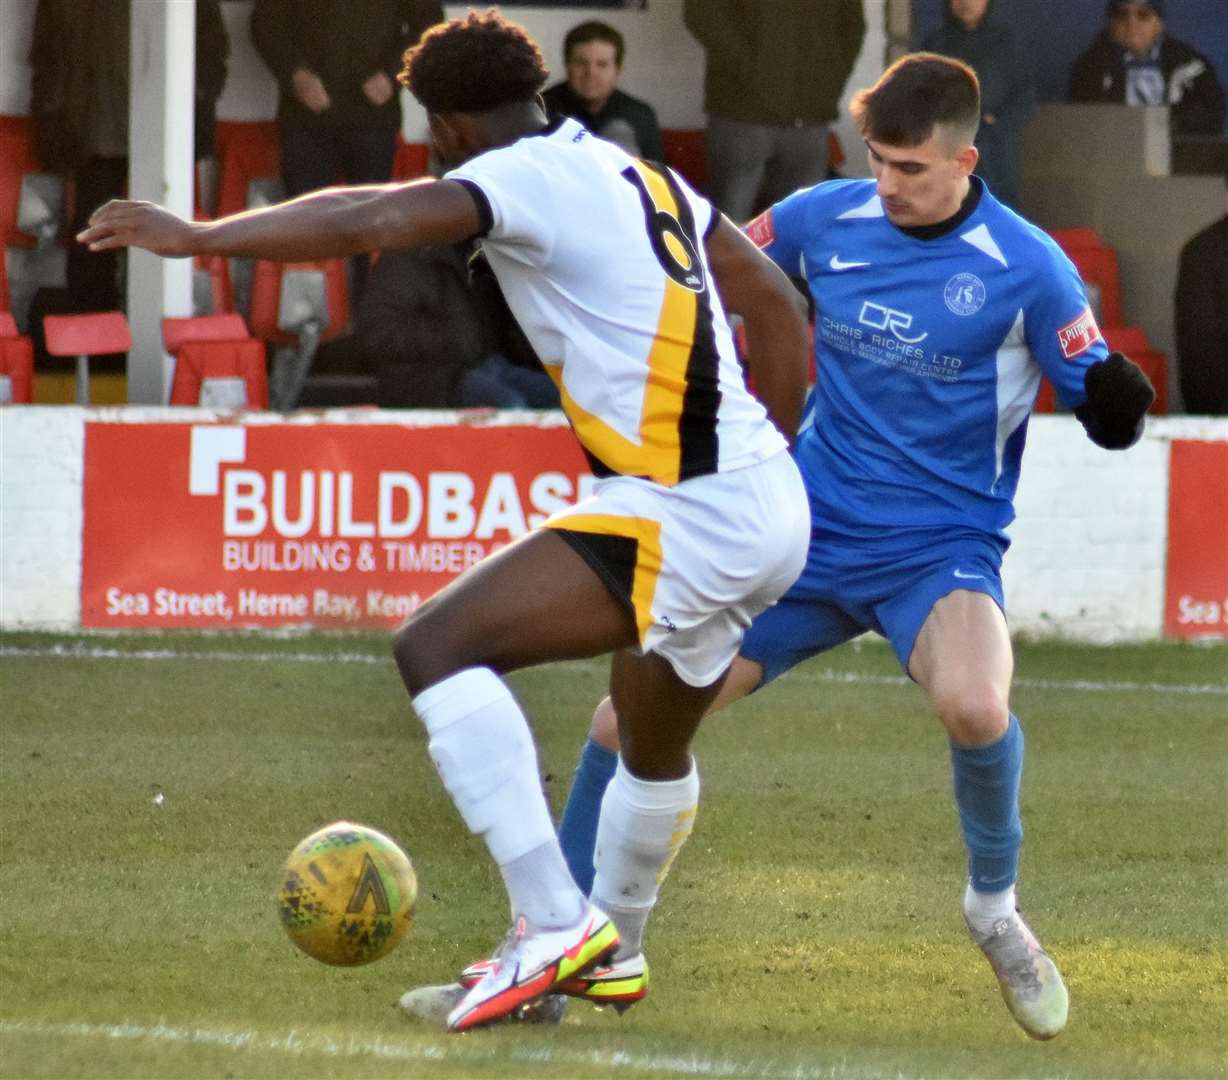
[251,1,443,198]
[1069,0,1226,136]
[1174,188,1228,414]
[251,0,442,306]
[542,21,663,160]
[356,246,560,410]
[684,0,865,222]
[921,0,1033,208]
[29,0,228,313]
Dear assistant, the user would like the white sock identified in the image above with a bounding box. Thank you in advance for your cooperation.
[590,758,699,959]
[500,842,586,932]
[963,879,1017,935]
[413,667,584,927]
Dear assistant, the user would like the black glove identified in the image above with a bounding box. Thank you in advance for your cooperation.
[1074,352,1155,450]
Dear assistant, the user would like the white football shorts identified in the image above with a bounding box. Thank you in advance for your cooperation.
[544,450,809,686]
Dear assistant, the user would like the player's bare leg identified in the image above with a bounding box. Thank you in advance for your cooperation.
[909,590,1068,1039]
[394,530,638,1030]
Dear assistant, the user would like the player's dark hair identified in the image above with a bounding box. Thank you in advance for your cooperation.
[563,20,625,67]
[850,53,981,148]
[400,9,549,115]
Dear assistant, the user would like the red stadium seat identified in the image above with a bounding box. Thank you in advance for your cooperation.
[1047,227,1103,252]
[164,313,265,409]
[169,338,268,409]
[248,260,350,409]
[1104,327,1168,415]
[662,129,706,189]
[392,136,430,182]
[1134,350,1169,415]
[1033,377,1057,414]
[0,336,34,404]
[0,114,42,249]
[1065,246,1123,327]
[161,312,249,354]
[1103,325,1150,357]
[43,311,131,404]
[0,251,10,313]
[214,121,281,217]
[248,259,350,346]
[1048,228,1123,327]
[0,310,34,403]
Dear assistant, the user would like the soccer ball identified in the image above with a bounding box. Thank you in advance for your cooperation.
[277,821,417,966]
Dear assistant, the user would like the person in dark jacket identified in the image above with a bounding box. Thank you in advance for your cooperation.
[542,21,663,161]
[250,0,443,198]
[684,0,865,221]
[29,0,228,313]
[1174,195,1228,415]
[356,246,559,410]
[921,0,1033,208]
[1068,0,1225,137]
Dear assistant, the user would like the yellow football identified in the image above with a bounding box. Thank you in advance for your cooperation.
[277,821,417,966]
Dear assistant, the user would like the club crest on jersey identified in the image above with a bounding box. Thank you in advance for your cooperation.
[943,273,986,316]
[745,210,775,249]
[1057,306,1102,359]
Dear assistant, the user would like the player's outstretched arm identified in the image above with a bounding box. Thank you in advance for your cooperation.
[1074,352,1155,450]
[705,214,810,443]
[76,179,483,263]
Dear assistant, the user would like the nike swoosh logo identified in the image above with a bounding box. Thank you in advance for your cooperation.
[953,569,985,580]
[562,918,598,961]
[829,255,871,271]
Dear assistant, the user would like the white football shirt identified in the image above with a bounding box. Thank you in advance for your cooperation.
[447,117,786,487]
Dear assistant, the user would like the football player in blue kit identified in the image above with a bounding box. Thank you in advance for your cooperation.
[551,53,1155,1039]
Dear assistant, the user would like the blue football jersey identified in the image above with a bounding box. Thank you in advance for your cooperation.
[751,178,1107,544]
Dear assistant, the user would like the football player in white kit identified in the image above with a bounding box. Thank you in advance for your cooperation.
[81,11,812,1030]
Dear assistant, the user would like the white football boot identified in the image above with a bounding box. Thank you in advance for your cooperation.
[967,908,1069,1039]
[446,905,618,1032]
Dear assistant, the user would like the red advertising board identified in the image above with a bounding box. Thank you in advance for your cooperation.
[1164,439,1228,638]
[82,420,592,629]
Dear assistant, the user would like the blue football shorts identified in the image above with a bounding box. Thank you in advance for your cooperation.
[740,525,1007,684]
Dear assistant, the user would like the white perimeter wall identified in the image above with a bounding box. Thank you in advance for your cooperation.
[2,407,1225,639]
[0,0,887,178]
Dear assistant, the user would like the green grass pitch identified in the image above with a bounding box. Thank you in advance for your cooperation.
[1,632,1225,1079]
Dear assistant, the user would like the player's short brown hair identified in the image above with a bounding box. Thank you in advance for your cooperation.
[400,9,549,115]
[850,53,981,148]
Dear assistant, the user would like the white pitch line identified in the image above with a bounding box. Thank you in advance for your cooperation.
[2,643,1226,696]
[0,1017,906,1080]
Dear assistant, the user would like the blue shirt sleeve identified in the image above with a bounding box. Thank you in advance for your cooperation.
[745,186,815,276]
[1023,243,1109,409]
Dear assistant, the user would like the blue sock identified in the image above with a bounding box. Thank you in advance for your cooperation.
[558,738,618,896]
[950,713,1024,892]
